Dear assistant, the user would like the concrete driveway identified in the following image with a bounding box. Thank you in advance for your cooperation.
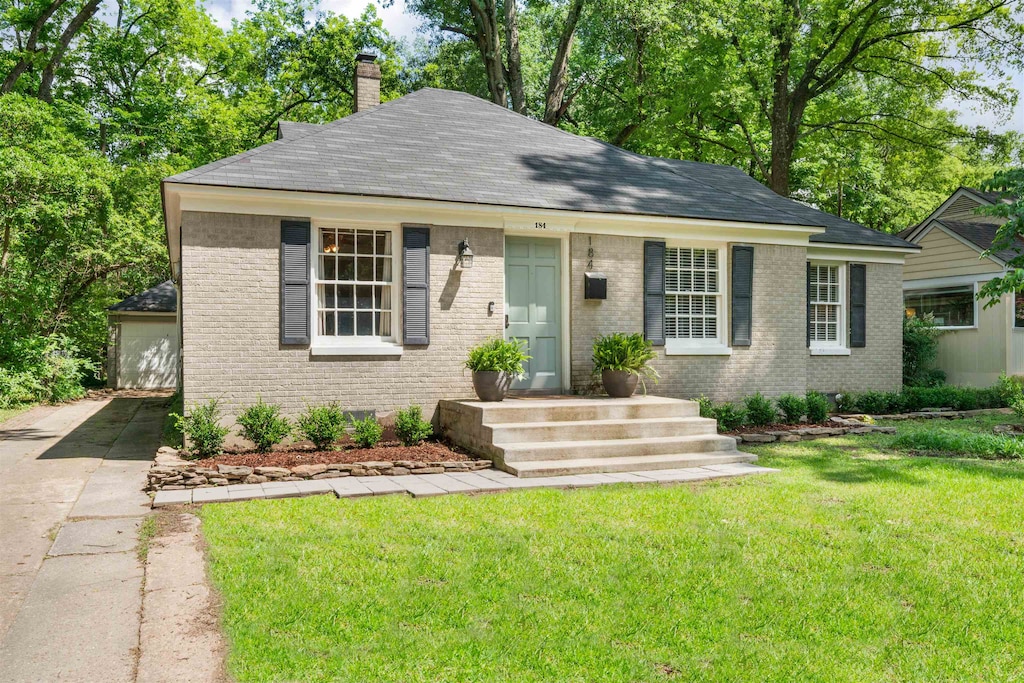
[0,393,170,682]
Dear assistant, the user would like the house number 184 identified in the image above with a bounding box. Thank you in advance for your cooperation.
[534,221,547,229]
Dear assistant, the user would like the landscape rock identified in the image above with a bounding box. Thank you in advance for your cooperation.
[255,466,291,477]
[739,433,776,443]
[216,465,253,478]
[243,474,268,484]
[290,464,327,477]
[411,467,445,475]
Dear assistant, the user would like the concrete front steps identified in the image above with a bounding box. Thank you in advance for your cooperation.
[439,395,755,477]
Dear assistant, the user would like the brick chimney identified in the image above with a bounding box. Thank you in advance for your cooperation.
[353,52,381,112]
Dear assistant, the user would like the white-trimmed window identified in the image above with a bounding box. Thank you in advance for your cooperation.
[904,285,976,329]
[316,227,394,341]
[665,246,728,353]
[809,263,843,346]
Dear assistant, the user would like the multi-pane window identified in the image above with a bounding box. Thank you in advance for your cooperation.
[904,286,975,328]
[665,247,720,341]
[809,263,841,344]
[317,228,393,339]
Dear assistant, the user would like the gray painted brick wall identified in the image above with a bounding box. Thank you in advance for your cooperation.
[180,211,503,421]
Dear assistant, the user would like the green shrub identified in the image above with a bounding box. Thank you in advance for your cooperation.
[465,337,531,379]
[998,372,1024,405]
[903,314,945,387]
[776,394,806,423]
[695,395,714,419]
[744,392,777,426]
[835,392,858,413]
[0,335,96,407]
[591,333,659,389]
[395,405,433,446]
[350,414,383,448]
[893,429,1024,460]
[296,403,347,451]
[172,399,230,458]
[805,391,830,423]
[236,398,291,453]
[1013,397,1024,422]
[712,402,746,431]
[856,391,890,415]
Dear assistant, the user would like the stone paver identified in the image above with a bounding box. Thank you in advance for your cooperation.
[153,489,193,507]
[359,477,408,496]
[328,478,373,498]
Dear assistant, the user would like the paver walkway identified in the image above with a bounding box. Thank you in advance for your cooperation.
[0,394,169,683]
[153,462,778,506]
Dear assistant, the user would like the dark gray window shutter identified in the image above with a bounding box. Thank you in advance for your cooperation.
[643,241,665,346]
[280,220,311,345]
[731,245,754,347]
[403,226,430,345]
[806,261,812,348]
[849,263,866,348]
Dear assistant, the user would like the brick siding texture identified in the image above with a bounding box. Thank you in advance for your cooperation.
[180,211,503,422]
[570,235,808,401]
[807,262,903,393]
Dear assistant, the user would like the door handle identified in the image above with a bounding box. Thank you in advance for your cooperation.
[504,314,509,329]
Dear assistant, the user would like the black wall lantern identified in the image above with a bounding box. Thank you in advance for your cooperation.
[457,238,474,268]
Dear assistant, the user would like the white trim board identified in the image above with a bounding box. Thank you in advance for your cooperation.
[903,187,995,243]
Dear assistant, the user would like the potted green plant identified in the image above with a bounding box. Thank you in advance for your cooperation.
[592,332,659,398]
[465,337,531,401]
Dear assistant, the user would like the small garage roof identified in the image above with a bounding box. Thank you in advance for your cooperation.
[109,280,177,313]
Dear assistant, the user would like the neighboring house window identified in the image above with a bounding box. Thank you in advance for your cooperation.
[665,247,726,350]
[809,263,843,346]
[317,227,393,339]
[903,286,975,328]
[1016,292,1024,328]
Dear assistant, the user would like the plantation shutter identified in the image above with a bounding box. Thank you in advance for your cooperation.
[731,245,754,347]
[403,225,430,345]
[643,240,666,346]
[849,263,866,348]
[280,219,311,345]
[806,261,812,348]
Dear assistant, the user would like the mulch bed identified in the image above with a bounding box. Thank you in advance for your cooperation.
[723,422,834,435]
[194,440,471,469]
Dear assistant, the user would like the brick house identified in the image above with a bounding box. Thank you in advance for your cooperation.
[161,54,918,424]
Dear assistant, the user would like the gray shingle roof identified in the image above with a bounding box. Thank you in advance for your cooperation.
[167,88,914,250]
[109,280,177,313]
[277,121,327,140]
[935,219,1022,263]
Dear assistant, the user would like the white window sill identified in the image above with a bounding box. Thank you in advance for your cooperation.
[665,343,732,356]
[936,326,977,331]
[310,342,403,357]
[809,346,851,356]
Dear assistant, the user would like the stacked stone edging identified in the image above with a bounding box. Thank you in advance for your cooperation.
[147,447,492,492]
[734,407,1010,444]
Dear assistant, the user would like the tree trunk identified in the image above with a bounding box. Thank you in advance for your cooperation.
[468,0,506,107]
[37,0,101,103]
[542,0,585,125]
[504,0,525,114]
[1,0,69,94]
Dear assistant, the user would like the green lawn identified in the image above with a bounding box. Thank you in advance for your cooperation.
[199,425,1024,682]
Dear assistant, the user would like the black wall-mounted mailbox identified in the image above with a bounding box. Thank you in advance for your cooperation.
[584,272,607,300]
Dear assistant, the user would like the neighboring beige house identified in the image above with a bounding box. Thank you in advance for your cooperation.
[160,54,918,422]
[901,187,1022,387]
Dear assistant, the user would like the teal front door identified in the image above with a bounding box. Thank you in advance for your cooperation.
[505,236,562,391]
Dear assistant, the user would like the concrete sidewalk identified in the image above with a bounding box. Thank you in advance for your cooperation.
[0,394,169,683]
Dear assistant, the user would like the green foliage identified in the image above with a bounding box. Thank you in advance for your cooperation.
[296,403,348,451]
[695,395,714,419]
[903,314,945,387]
[465,337,531,379]
[591,333,659,391]
[856,391,891,415]
[395,405,433,446]
[163,391,184,448]
[997,372,1024,405]
[805,391,831,423]
[835,392,858,413]
[172,400,230,458]
[893,429,1024,460]
[775,394,807,423]
[976,169,1024,307]
[236,398,291,453]
[350,414,383,449]
[743,392,777,427]
[1012,397,1024,423]
[712,402,746,432]
[0,335,96,408]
